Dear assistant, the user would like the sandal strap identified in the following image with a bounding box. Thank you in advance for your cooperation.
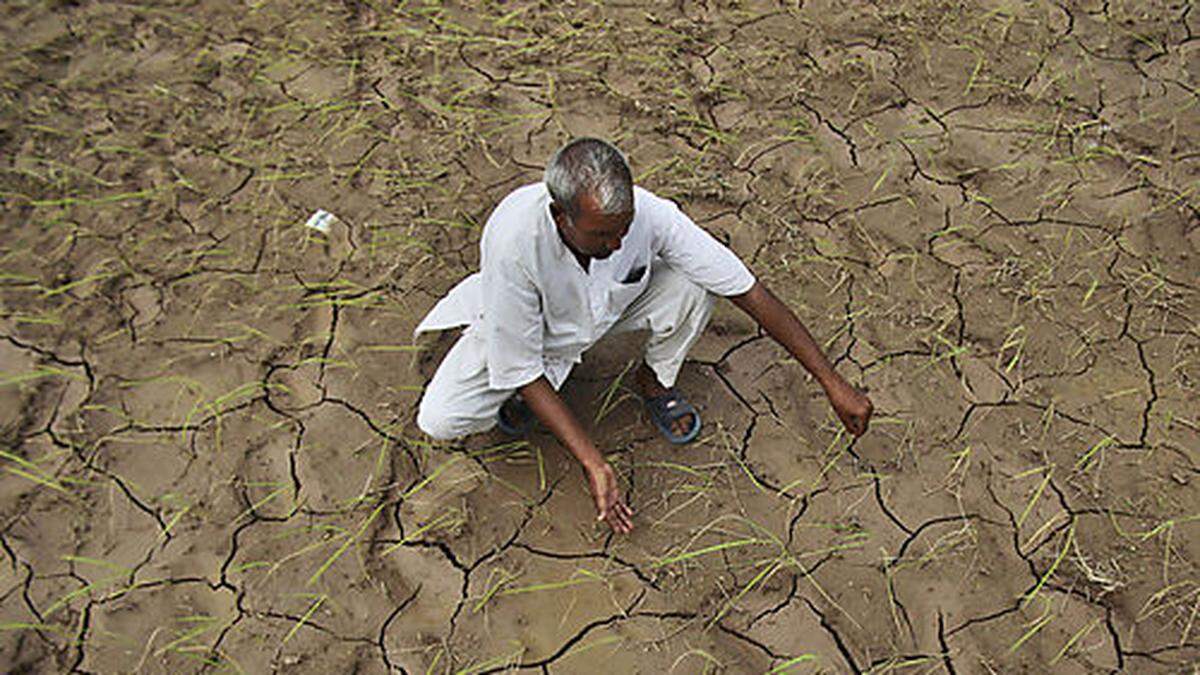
[648,392,691,419]
[645,389,701,444]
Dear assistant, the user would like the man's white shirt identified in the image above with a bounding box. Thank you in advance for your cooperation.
[415,182,755,391]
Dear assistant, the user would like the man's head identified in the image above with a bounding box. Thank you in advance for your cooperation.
[545,138,634,260]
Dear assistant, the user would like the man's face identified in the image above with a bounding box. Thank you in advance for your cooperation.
[555,192,633,260]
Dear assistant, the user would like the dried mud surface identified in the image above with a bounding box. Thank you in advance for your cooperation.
[1,1,1198,673]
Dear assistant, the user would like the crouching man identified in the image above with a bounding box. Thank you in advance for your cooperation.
[415,138,873,534]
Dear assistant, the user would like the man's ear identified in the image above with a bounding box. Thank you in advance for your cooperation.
[549,200,569,227]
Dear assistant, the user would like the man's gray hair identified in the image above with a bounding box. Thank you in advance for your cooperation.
[544,138,633,218]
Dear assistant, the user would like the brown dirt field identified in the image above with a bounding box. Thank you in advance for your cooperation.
[1,1,1198,673]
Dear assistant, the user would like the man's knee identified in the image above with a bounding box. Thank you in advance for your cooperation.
[417,388,501,440]
[417,396,466,441]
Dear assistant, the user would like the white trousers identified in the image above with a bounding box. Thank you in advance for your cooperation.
[417,262,714,440]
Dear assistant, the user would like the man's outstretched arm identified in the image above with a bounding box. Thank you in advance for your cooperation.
[729,281,873,436]
[519,376,635,533]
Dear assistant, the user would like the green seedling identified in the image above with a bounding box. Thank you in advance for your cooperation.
[1051,618,1101,665]
[767,654,818,673]
[154,614,227,658]
[1017,465,1053,529]
[1022,521,1075,610]
[594,358,637,424]
[1074,436,1115,476]
[308,501,386,586]
[381,504,465,552]
[1009,596,1054,654]
[282,593,327,644]
[1138,514,1200,584]
[0,449,73,496]
[670,648,724,673]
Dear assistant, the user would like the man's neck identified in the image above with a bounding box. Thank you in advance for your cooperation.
[569,247,591,273]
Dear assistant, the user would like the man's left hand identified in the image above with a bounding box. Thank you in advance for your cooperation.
[825,378,873,436]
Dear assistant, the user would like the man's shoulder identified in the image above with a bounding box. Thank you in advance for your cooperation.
[496,181,548,210]
[632,184,681,217]
[491,181,549,220]
[631,185,689,235]
[632,184,663,206]
[492,181,548,223]
[482,182,549,248]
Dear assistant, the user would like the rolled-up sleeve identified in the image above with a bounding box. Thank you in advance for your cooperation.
[480,255,545,390]
[645,190,756,296]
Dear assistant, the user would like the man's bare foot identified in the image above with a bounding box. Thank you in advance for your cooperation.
[636,363,695,438]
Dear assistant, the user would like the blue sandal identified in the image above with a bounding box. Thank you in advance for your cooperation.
[644,390,701,445]
[497,397,533,436]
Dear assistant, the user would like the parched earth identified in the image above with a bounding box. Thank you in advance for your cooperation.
[1,1,1197,673]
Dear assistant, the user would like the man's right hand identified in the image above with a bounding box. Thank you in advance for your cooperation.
[518,377,635,534]
[825,377,873,437]
[586,461,634,534]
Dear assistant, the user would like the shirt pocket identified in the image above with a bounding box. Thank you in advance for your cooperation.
[619,263,647,284]
[608,275,647,316]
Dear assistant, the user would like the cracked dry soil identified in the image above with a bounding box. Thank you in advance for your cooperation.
[1,1,1198,673]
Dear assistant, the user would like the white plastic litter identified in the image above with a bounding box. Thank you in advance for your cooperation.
[305,209,336,233]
